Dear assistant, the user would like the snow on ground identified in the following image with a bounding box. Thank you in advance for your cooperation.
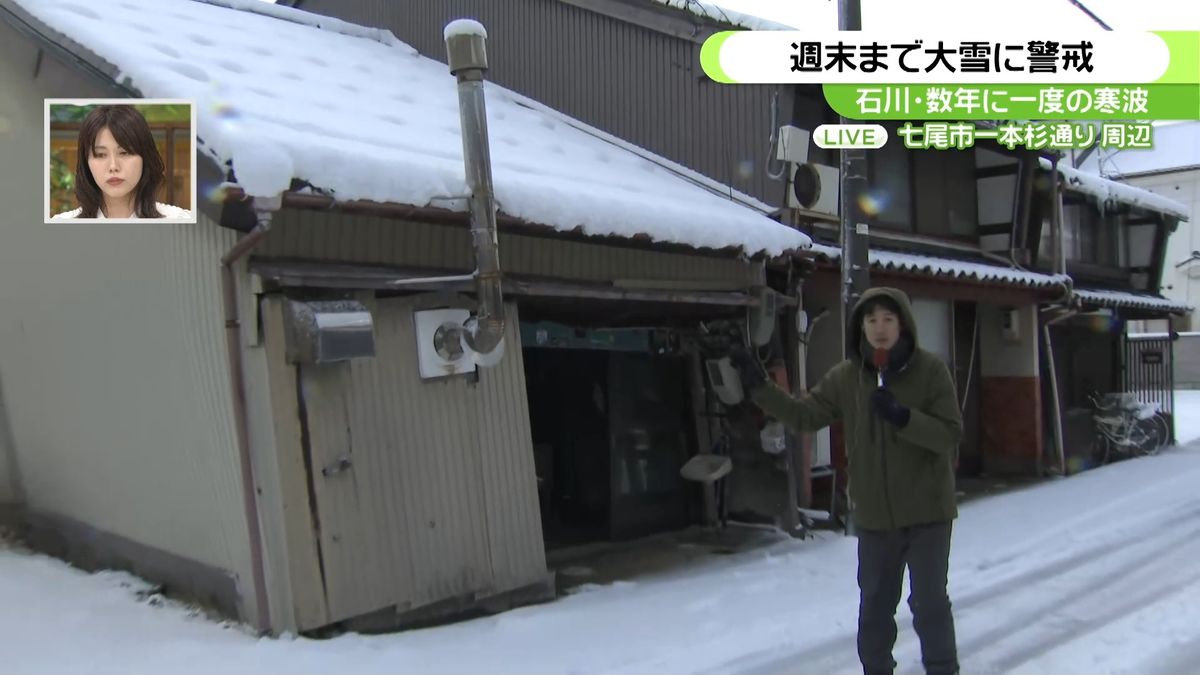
[3,395,1200,674]
[1174,390,1200,446]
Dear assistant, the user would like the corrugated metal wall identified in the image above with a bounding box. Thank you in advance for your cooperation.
[0,24,259,608]
[299,0,788,208]
[0,218,254,589]
[258,209,757,288]
[294,295,544,623]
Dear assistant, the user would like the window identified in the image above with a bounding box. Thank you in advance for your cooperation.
[867,122,978,237]
[1126,222,1157,269]
[914,148,978,238]
[1061,201,1098,263]
[1041,186,1156,277]
[867,122,913,231]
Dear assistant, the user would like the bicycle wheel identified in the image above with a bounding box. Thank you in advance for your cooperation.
[1150,413,1172,452]
[1093,432,1112,466]
[1103,426,1140,461]
[1133,423,1160,457]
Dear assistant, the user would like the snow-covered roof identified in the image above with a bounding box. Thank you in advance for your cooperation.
[13,0,809,257]
[649,0,797,30]
[806,244,1069,289]
[1040,158,1191,222]
[1074,288,1192,314]
[1129,331,1200,339]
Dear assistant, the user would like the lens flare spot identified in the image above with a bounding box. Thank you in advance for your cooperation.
[204,182,231,204]
[858,190,889,217]
[211,101,239,119]
[735,159,754,181]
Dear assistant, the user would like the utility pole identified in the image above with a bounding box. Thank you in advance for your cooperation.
[838,0,871,356]
[836,0,870,537]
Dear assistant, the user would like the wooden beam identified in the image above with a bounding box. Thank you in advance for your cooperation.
[973,164,1019,179]
[258,296,330,630]
[978,223,1014,236]
[223,188,771,262]
[507,278,757,306]
[1066,261,1128,283]
[250,259,761,307]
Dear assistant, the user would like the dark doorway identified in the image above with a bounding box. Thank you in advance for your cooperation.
[523,345,695,549]
[524,348,611,549]
[607,353,692,541]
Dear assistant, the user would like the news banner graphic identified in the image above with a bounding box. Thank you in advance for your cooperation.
[700,31,1200,150]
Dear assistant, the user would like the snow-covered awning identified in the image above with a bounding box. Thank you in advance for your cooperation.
[1074,288,1192,314]
[1039,158,1190,222]
[11,0,810,258]
[806,244,1070,289]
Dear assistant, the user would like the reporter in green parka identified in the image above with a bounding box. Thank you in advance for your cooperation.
[731,287,962,675]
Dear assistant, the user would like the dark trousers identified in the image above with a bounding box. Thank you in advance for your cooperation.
[857,521,958,675]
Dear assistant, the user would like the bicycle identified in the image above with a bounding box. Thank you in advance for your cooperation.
[1088,391,1171,465]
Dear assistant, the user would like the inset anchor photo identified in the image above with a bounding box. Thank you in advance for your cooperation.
[45,99,196,223]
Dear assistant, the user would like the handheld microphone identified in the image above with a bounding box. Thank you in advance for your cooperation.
[873,348,888,388]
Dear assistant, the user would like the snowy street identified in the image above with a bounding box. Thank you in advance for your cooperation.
[2,392,1199,675]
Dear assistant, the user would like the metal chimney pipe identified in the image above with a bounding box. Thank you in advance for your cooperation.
[445,19,505,357]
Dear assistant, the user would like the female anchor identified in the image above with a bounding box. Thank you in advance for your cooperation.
[52,105,190,219]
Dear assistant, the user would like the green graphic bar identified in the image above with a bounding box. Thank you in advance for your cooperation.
[700,31,736,84]
[1153,31,1200,84]
[824,84,1200,120]
[701,30,1199,86]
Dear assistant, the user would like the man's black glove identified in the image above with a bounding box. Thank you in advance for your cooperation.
[872,387,911,428]
[728,347,768,392]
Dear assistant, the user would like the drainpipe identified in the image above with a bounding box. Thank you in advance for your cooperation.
[1041,152,1077,475]
[1041,307,1077,476]
[1009,154,1026,268]
[445,20,505,357]
[796,303,830,509]
[220,201,275,635]
[1051,156,1066,278]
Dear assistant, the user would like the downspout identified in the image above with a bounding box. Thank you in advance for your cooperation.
[261,21,506,361]
[220,202,275,635]
[797,302,830,510]
[1051,155,1066,278]
[1009,153,1026,267]
[1039,154,1074,476]
[1041,306,1077,475]
[791,278,810,510]
[1011,151,1041,270]
[445,20,505,357]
